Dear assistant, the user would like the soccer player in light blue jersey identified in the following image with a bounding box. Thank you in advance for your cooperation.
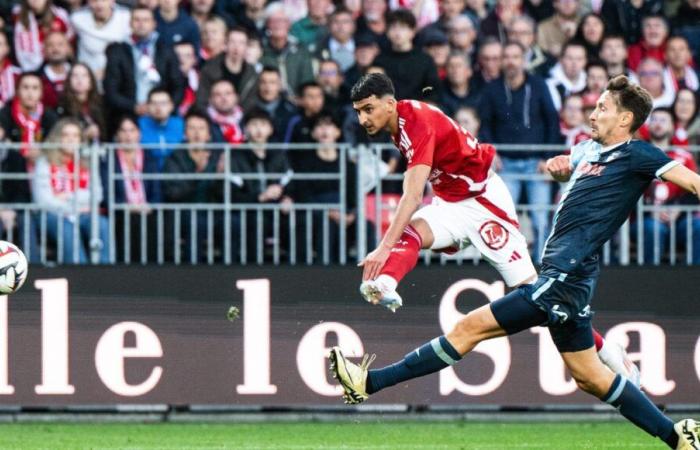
[330,75,700,449]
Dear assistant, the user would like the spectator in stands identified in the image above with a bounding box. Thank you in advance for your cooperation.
[446,15,477,63]
[189,0,233,30]
[559,93,590,147]
[440,52,479,117]
[599,34,637,81]
[573,13,605,63]
[470,37,502,92]
[57,63,105,143]
[581,61,608,107]
[638,57,675,108]
[343,33,380,89]
[673,0,700,64]
[260,3,316,97]
[453,105,480,136]
[13,0,73,72]
[640,108,700,264]
[480,0,522,44]
[317,8,356,72]
[355,0,389,50]
[0,33,19,109]
[198,27,258,112]
[673,88,699,146]
[537,0,581,58]
[288,113,368,262]
[373,9,441,103]
[507,15,552,76]
[0,73,59,163]
[419,0,466,41]
[663,36,699,95]
[101,115,159,262]
[423,29,450,80]
[70,0,131,81]
[162,109,220,262]
[317,59,350,118]
[389,0,439,30]
[290,0,331,49]
[217,108,294,261]
[32,118,109,264]
[139,88,184,170]
[284,81,325,145]
[199,16,227,62]
[174,41,199,115]
[104,6,185,135]
[546,41,587,111]
[207,79,244,144]
[39,31,73,109]
[600,0,662,45]
[465,0,488,24]
[254,66,298,142]
[246,34,264,69]
[627,14,668,73]
[479,41,559,261]
[155,0,201,51]
[231,0,268,38]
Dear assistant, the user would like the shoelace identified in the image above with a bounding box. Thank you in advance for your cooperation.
[359,353,377,370]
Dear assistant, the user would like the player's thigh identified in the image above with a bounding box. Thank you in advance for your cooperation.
[411,202,462,250]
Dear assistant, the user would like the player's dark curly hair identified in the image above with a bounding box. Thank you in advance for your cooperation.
[350,73,395,102]
[606,75,653,132]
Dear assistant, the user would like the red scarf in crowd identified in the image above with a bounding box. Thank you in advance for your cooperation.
[178,69,199,116]
[0,59,20,108]
[207,106,244,144]
[11,97,44,157]
[12,5,73,71]
[117,148,147,205]
[49,158,89,195]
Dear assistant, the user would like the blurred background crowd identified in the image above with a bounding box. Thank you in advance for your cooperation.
[0,0,698,265]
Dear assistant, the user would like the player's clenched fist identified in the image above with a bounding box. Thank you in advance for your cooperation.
[546,155,573,182]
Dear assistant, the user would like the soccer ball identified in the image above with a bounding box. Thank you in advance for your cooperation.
[0,241,28,295]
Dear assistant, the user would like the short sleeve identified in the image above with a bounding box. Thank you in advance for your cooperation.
[631,143,679,180]
[569,141,587,169]
[405,128,435,169]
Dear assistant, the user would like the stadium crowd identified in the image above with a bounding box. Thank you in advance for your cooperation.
[0,0,699,264]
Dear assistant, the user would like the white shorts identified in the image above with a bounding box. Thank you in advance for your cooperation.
[412,173,536,287]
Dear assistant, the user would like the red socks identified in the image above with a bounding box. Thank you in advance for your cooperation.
[593,329,604,352]
[380,225,423,284]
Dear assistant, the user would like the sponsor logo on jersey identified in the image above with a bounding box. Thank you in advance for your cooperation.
[577,161,605,177]
[479,220,509,250]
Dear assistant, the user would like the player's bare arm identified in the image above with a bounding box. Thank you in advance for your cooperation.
[546,155,573,182]
[661,164,700,199]
[359,163,431,281]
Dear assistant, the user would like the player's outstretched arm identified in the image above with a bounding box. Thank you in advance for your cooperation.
[660,164,700,199]
[359,164,431,281]
[546,155,573,182]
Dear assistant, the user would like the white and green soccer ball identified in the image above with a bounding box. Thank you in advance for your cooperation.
[0,241,28,295]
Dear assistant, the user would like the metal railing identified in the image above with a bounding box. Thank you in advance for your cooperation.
[1,142,699,266]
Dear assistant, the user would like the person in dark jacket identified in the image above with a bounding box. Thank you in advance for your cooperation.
[479,41,561,263]
[162,109,220,262]
[104,6,185,136]
[600,0,663,45]
[155,0,201,52]
[215,108,294,262]
[197,27,259,111]
[253,66,298,142]
[372,9,441,104]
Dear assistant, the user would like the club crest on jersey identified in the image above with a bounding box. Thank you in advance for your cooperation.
[479,220,509,250]
[429,169,443,184]
[577,161,605,177]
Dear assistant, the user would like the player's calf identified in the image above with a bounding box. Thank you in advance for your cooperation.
[446,304,508,355]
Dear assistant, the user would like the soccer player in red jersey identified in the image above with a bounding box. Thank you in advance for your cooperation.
[351,72,638,384]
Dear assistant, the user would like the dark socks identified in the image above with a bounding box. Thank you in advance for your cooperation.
[366,336,461,394]
[603,374,678,448]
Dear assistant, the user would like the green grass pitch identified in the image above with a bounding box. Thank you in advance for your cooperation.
[0,421,668,449]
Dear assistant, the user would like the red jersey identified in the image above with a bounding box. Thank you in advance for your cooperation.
[391,100,495,202]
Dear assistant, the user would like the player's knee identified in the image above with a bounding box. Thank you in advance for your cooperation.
[408,218,434,249]
[571,370,609,397]
[447,312,487,355]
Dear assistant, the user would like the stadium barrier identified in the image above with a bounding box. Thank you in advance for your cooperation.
[0,143,699,266]
[1,265,699,409]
